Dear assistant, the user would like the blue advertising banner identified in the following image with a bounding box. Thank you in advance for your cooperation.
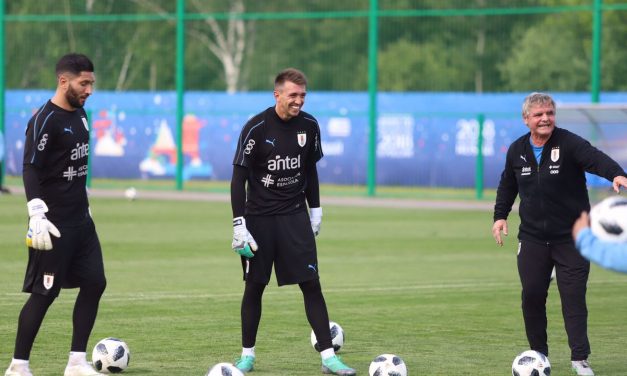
[4,91,626,188]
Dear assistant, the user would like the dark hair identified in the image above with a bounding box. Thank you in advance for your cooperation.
[274,68,307,88]
[55,53,94,76]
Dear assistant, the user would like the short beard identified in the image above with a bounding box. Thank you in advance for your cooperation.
[66,85,84,109]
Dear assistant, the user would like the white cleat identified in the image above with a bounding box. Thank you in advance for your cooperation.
[4,363,33,376]
[63,364,104,376]
[571,360,595,376]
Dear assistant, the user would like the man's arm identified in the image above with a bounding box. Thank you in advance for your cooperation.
[230,165,247,218]
[492,148,518,246]
[305,162,322,236]
[230,165,256,258]
[576,227,627,273]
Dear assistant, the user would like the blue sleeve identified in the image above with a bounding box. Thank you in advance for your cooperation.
[576,228,627,273]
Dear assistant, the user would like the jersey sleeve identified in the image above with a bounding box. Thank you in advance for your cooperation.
[24,107,57,169]
[576,227,627,273]
[569,131,626,181]
[493,143,519,221]
[305,114,323,163]
[232,118,262,168]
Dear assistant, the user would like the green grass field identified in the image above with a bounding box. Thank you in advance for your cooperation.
[1,191,626,375]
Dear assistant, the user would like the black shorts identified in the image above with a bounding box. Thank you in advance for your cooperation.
[22,217,106,297]
[242,211,319,286]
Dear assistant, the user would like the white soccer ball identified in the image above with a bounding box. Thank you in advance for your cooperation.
[310,321,344,352]
[124,187,137,201]
[92,337,130,374]
[590,196,627,243]
[511,350,551,376]
[205,362,244,376]
[368,353,407,376]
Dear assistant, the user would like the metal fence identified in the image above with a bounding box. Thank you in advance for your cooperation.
[1,0,626,195]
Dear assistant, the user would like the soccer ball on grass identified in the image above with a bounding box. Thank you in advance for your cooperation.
[206,362,244,376]
[368,353,407,376]
[511,350,551,376]
[310,321,344,352]
[590,196,627,242]
[92,337,130,373]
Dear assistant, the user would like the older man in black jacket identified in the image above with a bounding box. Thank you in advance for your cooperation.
[492,92,627,376]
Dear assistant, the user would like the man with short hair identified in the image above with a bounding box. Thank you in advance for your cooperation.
[492,92,627,376]
[5,53,106,376]
[229,68,356,375]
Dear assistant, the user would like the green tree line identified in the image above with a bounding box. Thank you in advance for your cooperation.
[5,0,627,92]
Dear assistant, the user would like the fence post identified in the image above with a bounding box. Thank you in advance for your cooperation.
[367,0,378,196]
[175,0,185,190]
[475,113,485,200]
[591,0,602,103]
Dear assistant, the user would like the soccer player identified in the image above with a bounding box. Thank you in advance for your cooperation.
[573,209,627,274]
[4,54,106,376]
[492,92,627,376]
[229,68,356,375]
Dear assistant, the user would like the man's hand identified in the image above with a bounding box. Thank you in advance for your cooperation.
[572,211,590,240]
[26,199,61,251]
[492,219,508,246]
[232,217,258,258]
[310,207,322,236]
[612,175,627,193]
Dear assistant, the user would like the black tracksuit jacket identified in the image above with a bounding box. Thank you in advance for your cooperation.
[494,127,626,244]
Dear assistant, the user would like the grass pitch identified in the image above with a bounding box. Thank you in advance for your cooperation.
[1,192,626,375]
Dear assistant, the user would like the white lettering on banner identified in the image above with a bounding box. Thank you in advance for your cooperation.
[267,155,301,171]
[327,117,351,137]
[321,141,344,156]
[377,114,414,158]
[455,118,495,157]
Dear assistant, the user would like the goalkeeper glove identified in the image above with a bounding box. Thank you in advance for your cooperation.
[310,207,322,236]
[26,198,61,251]
[232,217,258,258]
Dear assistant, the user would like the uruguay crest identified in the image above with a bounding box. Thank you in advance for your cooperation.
[297,131,307,147]
[551,147,560,162]
[43,273,55,290]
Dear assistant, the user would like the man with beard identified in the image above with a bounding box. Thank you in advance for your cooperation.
[5,53,106,376]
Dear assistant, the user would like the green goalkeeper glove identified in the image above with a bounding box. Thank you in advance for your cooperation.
[232,217,258,258]
[26,198,61,251]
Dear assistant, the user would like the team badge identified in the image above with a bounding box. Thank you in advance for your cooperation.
[297,131,307,147]
[43,273,55,290]
[550,147,560,162]
[81,117,89,131]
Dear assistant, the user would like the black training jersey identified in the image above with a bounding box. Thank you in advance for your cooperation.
[23,100,91,225]
[233,107,323,216]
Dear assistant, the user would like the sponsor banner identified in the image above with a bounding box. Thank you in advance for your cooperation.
[4,91,625,188]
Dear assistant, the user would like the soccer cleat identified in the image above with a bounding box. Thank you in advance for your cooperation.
[63,364,104,376]
[234,355,255,373]
[321,355,356,376]
[571,360,594,376]
[4,363,33,376]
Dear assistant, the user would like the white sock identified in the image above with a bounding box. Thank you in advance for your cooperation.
[320,348,335,360]
[67,351,88,366]
[11,359,29,366]
[242,347,255,358]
